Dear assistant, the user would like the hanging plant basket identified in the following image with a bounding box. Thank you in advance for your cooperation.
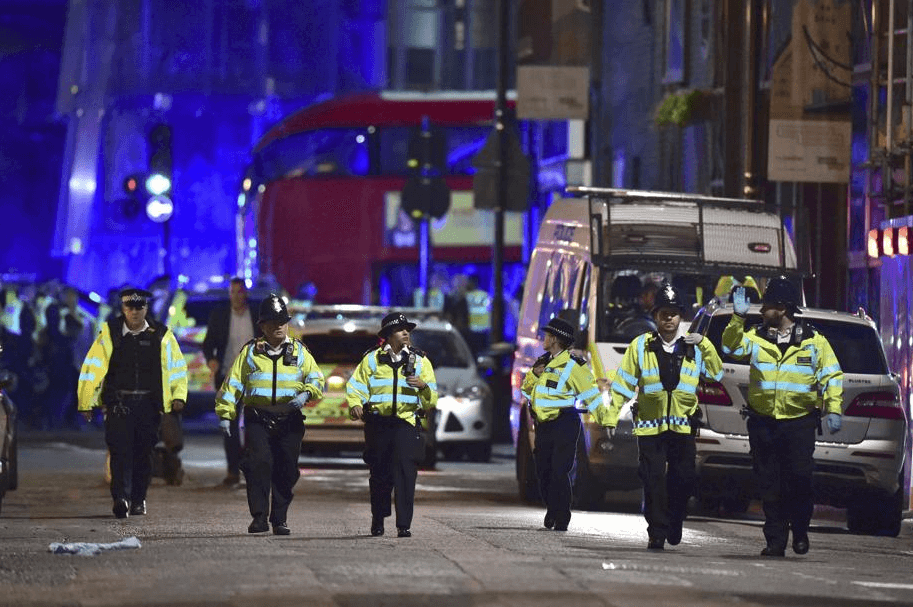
[654,89,710,128]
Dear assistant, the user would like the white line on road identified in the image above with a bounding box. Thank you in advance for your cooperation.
[852,581,913,590]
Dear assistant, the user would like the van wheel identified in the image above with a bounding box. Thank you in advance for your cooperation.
[440,445,463,462]
[516,416,540,503]
[572,436,604,510]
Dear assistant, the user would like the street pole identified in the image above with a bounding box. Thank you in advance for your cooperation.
[491,0,510,345]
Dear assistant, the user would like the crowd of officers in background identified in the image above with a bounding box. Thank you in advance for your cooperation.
[0,279,116,431]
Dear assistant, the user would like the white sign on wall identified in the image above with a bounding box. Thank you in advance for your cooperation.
[767,119,851,183]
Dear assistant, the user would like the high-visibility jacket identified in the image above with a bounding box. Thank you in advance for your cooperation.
[77,319,188,413]
[607,333,724,435]
[714,275,760,300]
[521,349,606,423]
[412,287,444,310]
[215,338,324,421]
[346,347,438,425]
[466,289,490,332]
[722,315,843,419]
[2,291,22,335]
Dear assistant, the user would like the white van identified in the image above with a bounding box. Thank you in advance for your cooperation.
[511,186,802,507]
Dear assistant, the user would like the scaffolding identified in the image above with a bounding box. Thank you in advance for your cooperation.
[861,0,913,224]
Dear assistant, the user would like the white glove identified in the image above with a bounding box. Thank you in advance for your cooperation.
[219,419,231,437]
[289,392,309,410]
[732,286,750,316]
[682,333,703,345]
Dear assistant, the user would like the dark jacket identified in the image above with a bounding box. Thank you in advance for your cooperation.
[202,304,259,383]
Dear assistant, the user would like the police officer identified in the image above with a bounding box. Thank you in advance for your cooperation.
[725,279,843,557]
[605,283,723,550]
[215,294,324,535]
[77,287,188,518]
[465,275,491,355]
[521,315,608,532]
[346,312,438,538]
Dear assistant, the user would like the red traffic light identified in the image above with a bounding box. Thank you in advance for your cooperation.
[123,174,142,195]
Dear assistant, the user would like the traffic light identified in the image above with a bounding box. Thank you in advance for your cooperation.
[401,117,450,221]
[119,172,145,219]
[145,123,173,222]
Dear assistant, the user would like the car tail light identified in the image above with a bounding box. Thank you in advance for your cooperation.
[844,391,904,420]
[698,380,732,406]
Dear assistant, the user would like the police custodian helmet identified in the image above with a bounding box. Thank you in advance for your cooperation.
[762,276,801,315]
[257,294,291,324]
[651,282,686,314]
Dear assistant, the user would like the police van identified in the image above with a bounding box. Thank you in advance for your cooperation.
[512,186,803,507]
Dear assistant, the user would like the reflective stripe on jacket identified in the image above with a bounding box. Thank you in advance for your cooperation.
[521,349,605,423]
[345,348,438,425]
[722,315,843,419]
[77,321,188,412]
[607,333,723,435]
[466,290,490,332]
[215,339,324,420]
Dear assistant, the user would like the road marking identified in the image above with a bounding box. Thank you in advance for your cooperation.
[601,562,742,577]
[852,581,913,590]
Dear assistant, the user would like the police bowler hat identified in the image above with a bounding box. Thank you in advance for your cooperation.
[258,294,291,324]
[541,317,576,343]
[119,287,152,307]
[378,312,417,338]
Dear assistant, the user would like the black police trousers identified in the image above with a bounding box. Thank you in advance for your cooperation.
[240,409,305,525]
[637,431,697,542]
[104,399,161,504]
[363,415,418,529]
[747,412,816,550]
[533,409,582,527]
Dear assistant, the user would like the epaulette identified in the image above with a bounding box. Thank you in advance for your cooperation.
[409,347,427,358]
[294,338,311,353]
[363,346,381,358]
[569,352,587,365]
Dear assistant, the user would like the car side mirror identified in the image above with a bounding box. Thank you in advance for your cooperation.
[476,355,496,371]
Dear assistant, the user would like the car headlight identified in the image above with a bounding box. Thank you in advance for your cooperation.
[453,385,485,399]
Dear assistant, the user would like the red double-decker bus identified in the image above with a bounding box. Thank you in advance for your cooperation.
[239,90,527,305]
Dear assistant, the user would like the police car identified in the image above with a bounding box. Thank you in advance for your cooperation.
[689,301,908,536]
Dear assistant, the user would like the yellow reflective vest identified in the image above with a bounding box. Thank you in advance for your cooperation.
[722,315,843,419]
[607,333,724,435]
[77,319,188,413]
[345,347,438,425]
[466,289,490,332]
[215,338,324,421]
[521,349,607,423]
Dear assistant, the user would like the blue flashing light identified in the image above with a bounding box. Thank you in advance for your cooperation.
[146,195,174,223]
[145,173,172,196]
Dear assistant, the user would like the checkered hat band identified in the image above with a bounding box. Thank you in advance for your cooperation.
[551,328,573,340]
[382,315,408,331]
[124,294,146,302]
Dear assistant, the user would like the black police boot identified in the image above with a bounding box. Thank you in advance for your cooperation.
[647,535,665,550]
[667,520,683,546]
[760,545,786,557]
[397,527,411,538]
[129,500,146,516]
[371,517,384,536]
[272,523,291,536]
[543,512,556,530]
[113,498,130,519]
[792,533,809,555]
[248,516,269,533]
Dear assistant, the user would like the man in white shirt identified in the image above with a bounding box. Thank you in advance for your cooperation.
[203,278,259,486]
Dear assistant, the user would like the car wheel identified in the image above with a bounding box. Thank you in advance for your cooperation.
[466,440,492,463]
[847,483,903,537]
[571,435,604,510]
[516,414,541,503]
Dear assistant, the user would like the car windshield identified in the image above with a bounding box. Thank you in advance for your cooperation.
[411,329,471,368]
[701,313,889,375]
[300,333,380,365]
